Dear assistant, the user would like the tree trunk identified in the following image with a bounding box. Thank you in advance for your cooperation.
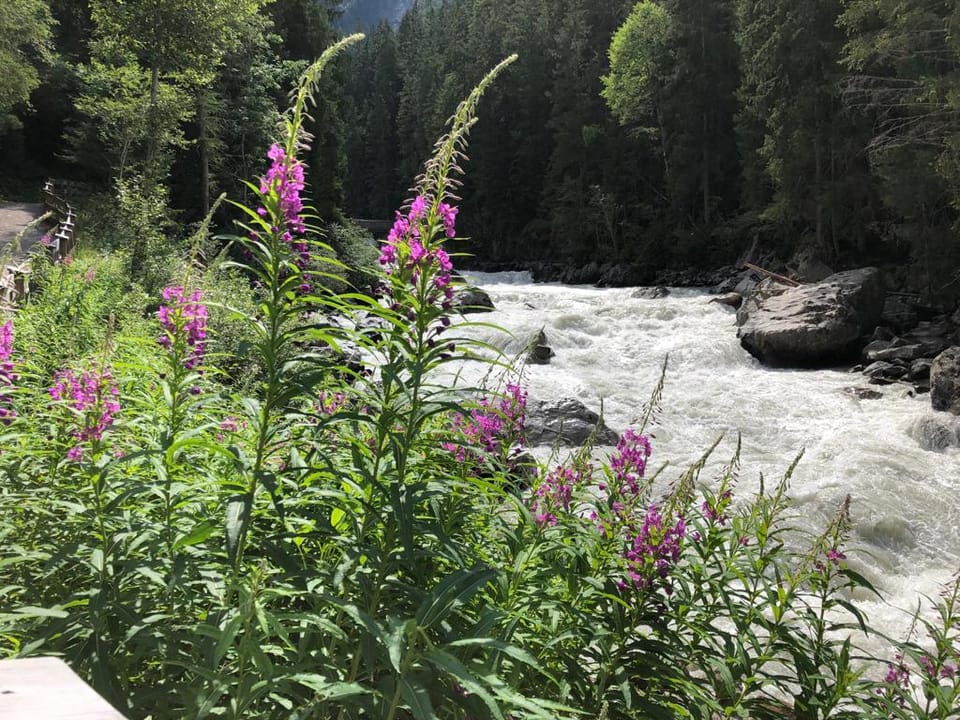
[814,135,823,253]
[656,104,674,212]
[146,64,160,186]
[199,93,210,216]
[702,110,710,225]
[700,10,709,225]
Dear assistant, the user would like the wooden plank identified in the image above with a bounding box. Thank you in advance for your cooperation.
[0,657,127,719]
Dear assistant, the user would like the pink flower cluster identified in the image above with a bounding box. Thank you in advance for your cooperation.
[259,143,312,291]
[0,320,17,425]
[531,464,588,527]
[595,428,654,529]
[701,489,732,526]
[50,368,120,461]
[608,427,651,495]
[883,654,910,687]
[158,286,208,369]
[317,390,346,415]
[259,144,306,236]
[378,194,456,305]
[622,504,686,591]
[443,383,527,464]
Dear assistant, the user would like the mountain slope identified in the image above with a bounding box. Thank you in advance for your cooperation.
[337,0,413,30]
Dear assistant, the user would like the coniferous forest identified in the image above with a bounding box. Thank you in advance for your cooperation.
[3,0,960,300]
[1,2,960,719]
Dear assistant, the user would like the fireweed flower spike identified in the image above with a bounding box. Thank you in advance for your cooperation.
[0,320,17,424]
[378,194,456,307]
[256,143,314,291]
[259,143,306,236]
[158,286,208,370]
[529,464,588,527]
[621,503,686,592]
[443,382,527,469]
[49,368,120,461]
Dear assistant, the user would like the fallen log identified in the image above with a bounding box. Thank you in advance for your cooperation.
[742,262,801,287]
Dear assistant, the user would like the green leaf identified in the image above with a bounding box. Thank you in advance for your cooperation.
[225,494,249,561]
[424,648,503,720]
[416,567,497,630]
[399,675,437,720]
[13,606,68,619]
[173,520,217,550]
[288,675,374,701]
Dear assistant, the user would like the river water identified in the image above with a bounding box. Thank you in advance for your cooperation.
[456,271,960,647]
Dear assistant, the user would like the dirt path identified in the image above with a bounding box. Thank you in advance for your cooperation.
[0,202,49,260]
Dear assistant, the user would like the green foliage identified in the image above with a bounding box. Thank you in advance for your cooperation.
[840,0,960,299]
[326,221,381,292]
[0,0,53,133]
[602,1,670,133]
[3,32,960,720]
[15,249,151,376]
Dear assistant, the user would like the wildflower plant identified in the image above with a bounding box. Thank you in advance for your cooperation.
[48,365,120,461]
[0,319,17,424]
[865,574,960,719]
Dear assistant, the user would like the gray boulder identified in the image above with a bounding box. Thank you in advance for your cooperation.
[455,285,495,313]
[526,328,555,366]
[867,343,925,363]
[786,247,834,283]
[909,358,933,381]
[710,292,743,309]
[737,268,885,367]
[909,415,960,452]
[931,347,960,414]
[525,397,619,446]
[632,286,670,300]
[864,361,907,384]
[880,295,919,333]
[842,387,883,401]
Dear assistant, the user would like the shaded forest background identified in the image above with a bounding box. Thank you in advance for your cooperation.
[3,0,960,302]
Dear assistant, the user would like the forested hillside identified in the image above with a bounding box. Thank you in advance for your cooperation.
[336,0,412,30]
[2,0,960,302]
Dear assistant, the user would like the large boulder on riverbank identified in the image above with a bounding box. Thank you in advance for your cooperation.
[525,398,619,446]
[454,285,495,313]
[737,268,885,367]
[931,347,960,414]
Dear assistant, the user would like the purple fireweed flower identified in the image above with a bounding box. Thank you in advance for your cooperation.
[438,202,458,238]
[443,382,527,465]
[0,321,12,362]
[317,390,346,415]
[0,320,16,424]
[530,464,587,527]
[702,489,732,525]
[883,654,910,687]
[378,194,457,305]
[826,547,846,566]
[409,195,428,220]
[158,286,208,369]
[50,367,120,460]
[609,428,652,495]
[621,504,686,591]
[259,143,306,236]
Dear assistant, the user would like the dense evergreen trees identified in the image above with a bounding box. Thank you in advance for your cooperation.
[2,0,960,300]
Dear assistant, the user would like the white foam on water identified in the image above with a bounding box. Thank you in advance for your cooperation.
[448,276,960,654]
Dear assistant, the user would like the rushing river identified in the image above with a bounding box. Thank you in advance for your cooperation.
[455,271,960,648]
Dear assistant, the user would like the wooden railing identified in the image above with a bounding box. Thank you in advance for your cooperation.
[42,179,77,262]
